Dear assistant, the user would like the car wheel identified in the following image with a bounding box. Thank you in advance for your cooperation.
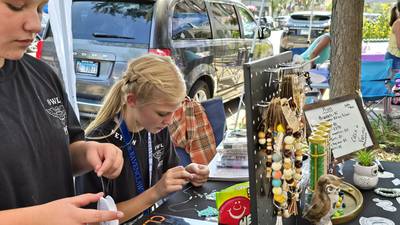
[189,80,210,102]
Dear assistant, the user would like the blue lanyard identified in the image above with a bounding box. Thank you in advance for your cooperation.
[119,120,153,195]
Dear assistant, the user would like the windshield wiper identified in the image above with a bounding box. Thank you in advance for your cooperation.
[92,33,135,40]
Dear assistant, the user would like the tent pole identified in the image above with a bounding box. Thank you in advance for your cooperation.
[233,0,267,130]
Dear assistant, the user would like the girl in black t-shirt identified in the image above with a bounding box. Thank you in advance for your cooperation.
[77,54,210,223]
[0,1,124,224]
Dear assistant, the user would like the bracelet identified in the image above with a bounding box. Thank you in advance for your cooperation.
[374,188,400,197]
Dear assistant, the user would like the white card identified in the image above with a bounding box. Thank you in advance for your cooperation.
[97,196,119,225]
[392,178,400,186]
[379,171,395,179]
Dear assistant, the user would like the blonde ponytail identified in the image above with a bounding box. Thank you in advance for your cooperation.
[85,79,124,134]
[85,53,186,135]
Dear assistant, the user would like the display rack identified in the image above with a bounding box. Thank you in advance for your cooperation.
[244,51,309,224]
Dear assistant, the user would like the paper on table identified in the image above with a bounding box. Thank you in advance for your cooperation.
[392,178,400,186]
[379,171,395,179]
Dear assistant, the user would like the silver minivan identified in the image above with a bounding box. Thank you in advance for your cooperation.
[280,11,330,52]
[40,0,273,119]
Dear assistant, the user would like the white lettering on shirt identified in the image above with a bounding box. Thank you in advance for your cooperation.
[47,97,61,106]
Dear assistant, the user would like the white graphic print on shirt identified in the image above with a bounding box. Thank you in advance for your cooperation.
[153,143,165,168]
[45,97,68,135]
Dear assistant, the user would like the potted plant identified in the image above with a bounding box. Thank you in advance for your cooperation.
[353,149,379,190]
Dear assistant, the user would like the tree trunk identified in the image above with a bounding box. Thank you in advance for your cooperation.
[330,0,364,98]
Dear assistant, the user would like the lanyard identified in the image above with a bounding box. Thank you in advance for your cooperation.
[119,120,153,194]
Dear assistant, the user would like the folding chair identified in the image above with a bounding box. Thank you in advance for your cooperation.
[360,59,393,119]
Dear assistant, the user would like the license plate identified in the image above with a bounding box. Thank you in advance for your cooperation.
[76,60,99,75]
[300,29,309,35]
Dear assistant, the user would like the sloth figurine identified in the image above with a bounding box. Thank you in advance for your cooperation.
[303,174,343,225]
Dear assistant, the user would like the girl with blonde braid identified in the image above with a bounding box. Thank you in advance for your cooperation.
[76,54,209,224]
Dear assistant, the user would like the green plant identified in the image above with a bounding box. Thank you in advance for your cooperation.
[362,14,391,40]
[355,149,375,166]
[370,114,400,149]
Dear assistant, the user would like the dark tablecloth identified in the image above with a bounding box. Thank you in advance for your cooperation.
[152,161,400,224]
[155,181,237,221]
[333,160,400,225]
[297,160,400,224]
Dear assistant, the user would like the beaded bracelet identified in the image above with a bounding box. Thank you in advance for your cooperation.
[374,188,400,197]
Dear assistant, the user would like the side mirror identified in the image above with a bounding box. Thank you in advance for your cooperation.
[258,27,271,39]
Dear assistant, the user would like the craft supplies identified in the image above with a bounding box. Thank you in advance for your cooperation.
[378,171,395,179]
[257,95,305,223]
[197,206,219,217]
[309,135,327,191]
[359,217,395,225]
[315,121,332,174]
[97,177,118,225]
[374,188,400,197]
[97,196,118,225]
[168,186,218,218]
[372,198,397,212]
[392,178,400,186]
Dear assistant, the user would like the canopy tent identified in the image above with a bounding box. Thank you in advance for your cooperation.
[48,0,78,117]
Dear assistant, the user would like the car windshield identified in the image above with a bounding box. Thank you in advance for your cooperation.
[291,14,330,21]
[72,1,153,44]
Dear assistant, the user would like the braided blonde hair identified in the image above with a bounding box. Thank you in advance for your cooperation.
[85,54,186,134]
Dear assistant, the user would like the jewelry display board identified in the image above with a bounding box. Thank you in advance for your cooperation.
[243,52,299,224]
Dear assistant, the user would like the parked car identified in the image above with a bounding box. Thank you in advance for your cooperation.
[257,16,275,30]
[363,12,381,22]
[40,0,273,119]
[280,11,330,52]
[274,15,289,29]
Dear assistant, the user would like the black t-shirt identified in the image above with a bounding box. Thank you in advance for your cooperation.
[0,54,84,209]
[75,118,180,210]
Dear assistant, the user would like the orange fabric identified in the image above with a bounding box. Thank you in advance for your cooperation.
[169,97,216,165]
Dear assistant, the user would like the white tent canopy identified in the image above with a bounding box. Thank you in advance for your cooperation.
[48,0,78,117]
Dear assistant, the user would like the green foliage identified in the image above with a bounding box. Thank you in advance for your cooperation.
[363,3,392,40]
[370,115,400,149]
[362,14,391,40]
[355,149,375,167]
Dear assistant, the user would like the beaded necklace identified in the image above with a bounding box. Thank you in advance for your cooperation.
[258,96,304,224]
[374,188,400,197]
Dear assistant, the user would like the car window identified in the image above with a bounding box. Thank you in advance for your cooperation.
[209,3,240,39]
[291,14,330,21]
[172,0,212,40]
[313,15,330,21]
[237,7,256,39]
[71,1,153,44]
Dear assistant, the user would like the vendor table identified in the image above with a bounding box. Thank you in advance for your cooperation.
[140,161,400,225]
[296,160,400,225]
[155,181,237,222]
[334,160,400,225]
[309,68,330,90]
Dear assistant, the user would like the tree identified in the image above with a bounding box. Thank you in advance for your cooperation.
[271,0,291,16]
[330,0,364,98]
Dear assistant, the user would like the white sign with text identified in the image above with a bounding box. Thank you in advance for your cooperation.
[304,98,374,158]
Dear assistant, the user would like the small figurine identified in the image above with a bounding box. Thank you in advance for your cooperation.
[303,174,342,225]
